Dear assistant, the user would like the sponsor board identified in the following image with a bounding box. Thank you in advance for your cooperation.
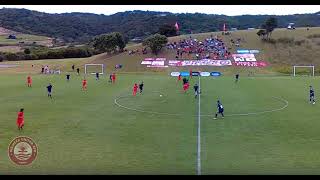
[168,60,183,66]
[170,72,180,77]
[141,61,152,65]
[236,49,250,54]
[168,59,232,66]
[151,61,164,66]
[237,49,260,54]
[234,61,268,67]
[210,72,222,77]
[143,60,168,68]
[192,72,200,76]
[200,72,210,77]
[232,54,256,62]
[249,50,260,54]
[180,72,190,76]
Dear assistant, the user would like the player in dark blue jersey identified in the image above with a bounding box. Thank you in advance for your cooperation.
[46,83,53,98]
[235,74,239,83]
[139,81,144,93]
[96,72,100,80]
[214,100,224,119]
[310,85,315,104]
[194,83,199,98]
[66,74,70,82]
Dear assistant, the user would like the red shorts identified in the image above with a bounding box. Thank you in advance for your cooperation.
[17,120,24,127]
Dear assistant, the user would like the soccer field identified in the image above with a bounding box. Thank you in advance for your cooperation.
[1,73,320,174]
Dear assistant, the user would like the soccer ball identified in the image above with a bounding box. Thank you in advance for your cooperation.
[160,95,163,97]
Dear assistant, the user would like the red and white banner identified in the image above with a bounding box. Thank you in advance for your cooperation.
[169,59,232,66]
[234,61,268,67]
[146,61,168,68]
[141,61,152,65]
[151,61,165,66]
[232,54,257,62]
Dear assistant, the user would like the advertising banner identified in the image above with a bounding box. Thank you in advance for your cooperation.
[170,72,180,77]
[234,61,268,67]
[180,72,190,76]
[143,60,168,68]
[200,72,210,77]
[192,72,200,76]
[237,50,260,54]
[168,60,183,66]
[141,61,152,65]
[232,54,257,62]
[210,72,222,77]
[168,60,232,66]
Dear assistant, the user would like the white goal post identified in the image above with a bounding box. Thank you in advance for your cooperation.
[84,64,105,75]
[293,65,314,77]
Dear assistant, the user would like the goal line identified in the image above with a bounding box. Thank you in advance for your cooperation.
[84,64,105,75]
[293,65,314,77]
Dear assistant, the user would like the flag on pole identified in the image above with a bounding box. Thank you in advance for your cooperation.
[175,22,179,31]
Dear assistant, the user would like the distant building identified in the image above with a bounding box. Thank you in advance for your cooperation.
[7,34,16,39]
[247,28,255,30]
[287,23,296,30]
[131,37,143,43]
[156,13,167,17]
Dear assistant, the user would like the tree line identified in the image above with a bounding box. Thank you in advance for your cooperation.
[0,8,319,43]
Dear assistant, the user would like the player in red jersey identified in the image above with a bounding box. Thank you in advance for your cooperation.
[82,79,87,91]
[183,82,188,93]
[16,108,24,130]
[177,74,181,83]
[27,75,32,87]
[112,73,116,84]
[133,83,138,96]
[189,69,193,79]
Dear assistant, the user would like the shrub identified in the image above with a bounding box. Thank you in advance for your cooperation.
[277,37,294,44]
[294,40,306,46]
[24,48,31,54]
[307,34,320,39]
[262,38,276,44]
[5,53,20,61]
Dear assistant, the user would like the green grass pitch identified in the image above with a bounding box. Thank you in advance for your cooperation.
[1,73,320,174]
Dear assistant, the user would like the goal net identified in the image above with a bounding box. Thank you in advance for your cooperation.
[293,66,314,77]
[84,64,104,75]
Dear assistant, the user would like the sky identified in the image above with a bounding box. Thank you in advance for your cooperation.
[0,5,319,16]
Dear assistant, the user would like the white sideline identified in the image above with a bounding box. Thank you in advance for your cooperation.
[197,75,201,175]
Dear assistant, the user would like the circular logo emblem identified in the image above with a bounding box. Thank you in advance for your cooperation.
[8,136,38,165]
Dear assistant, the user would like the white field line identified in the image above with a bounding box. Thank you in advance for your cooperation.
[197,75,201,175]
[114,95,288,118]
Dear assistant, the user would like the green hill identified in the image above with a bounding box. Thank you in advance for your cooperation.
[1,27,320,76]
[0,8,319,43]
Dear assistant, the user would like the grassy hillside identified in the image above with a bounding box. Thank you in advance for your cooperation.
[0,31,53,53]
[1,27,320,75]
